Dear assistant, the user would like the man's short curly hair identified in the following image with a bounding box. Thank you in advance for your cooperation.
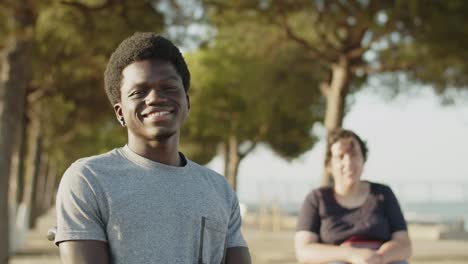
[325,128,369,166]
[104,32,190,105]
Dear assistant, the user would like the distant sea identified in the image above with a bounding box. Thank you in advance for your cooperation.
[243,200,468,230]
[401,201,468,229]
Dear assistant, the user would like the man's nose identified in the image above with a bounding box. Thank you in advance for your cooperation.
[145,89,166,105]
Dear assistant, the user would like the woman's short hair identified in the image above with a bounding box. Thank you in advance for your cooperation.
[324,128,368,166]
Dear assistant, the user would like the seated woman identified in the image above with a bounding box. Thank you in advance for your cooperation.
[295,129,412,264]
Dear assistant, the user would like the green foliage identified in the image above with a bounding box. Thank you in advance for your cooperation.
[191,0,468,185]
[398,0,468,92]
[203,0,468,97]
[1,0,170,172]
[181,19,324,164]
[0,7,13,45]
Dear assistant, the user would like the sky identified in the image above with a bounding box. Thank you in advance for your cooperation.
[206,85,468,206]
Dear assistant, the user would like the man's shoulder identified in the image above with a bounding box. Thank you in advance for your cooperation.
[187,159,225,179]
[63,148,124,179]
[186,159,234,191]
[75,148,122,166]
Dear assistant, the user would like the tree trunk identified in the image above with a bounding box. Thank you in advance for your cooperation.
[43,162,57,211]
[321,56,351,186]
[15,114,28,205]
[30,153,48,226]
[222,141,229,181]
[7,108,28,254]
[8,137,21,212]
[25,118,42,228]
[7,142,20,255]
[225,135,241,191]
[0,36,33,259]
[15,117,41,249]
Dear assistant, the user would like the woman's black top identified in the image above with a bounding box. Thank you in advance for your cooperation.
[296,181,407,245]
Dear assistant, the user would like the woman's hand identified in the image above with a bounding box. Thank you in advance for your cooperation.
[347,247,383,264]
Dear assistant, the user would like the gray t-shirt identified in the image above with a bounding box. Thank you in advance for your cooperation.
[55,145,247,263]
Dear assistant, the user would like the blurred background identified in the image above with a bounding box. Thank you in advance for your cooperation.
[1,0,468,263]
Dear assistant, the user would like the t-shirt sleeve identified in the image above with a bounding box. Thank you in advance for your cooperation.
[226,195,247,248]
[296,190,321,233]
[55,162,107,245]
[383,185,407,233]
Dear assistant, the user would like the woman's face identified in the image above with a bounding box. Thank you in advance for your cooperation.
[328,137,365,187]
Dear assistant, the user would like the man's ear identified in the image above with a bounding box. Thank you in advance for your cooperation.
[114,103,124,122]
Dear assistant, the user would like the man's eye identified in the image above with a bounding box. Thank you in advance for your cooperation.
[131,90,143,96]
[164,86,178,91]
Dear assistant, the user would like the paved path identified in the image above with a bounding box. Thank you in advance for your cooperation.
[10,208,60,264]
[244,228,468,264]
[10,208,468,264]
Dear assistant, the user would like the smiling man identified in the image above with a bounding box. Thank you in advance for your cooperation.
[55,32,251,264]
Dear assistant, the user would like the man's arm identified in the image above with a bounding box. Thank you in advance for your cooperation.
[59,240,110,264]
[225,246,251,264]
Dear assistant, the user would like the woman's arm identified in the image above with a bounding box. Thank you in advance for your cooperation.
[378,185,412,263]
[376,231,412,263]
[295,231,383,264]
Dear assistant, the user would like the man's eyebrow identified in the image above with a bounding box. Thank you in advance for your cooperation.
[154,75,180,82]
[163,75,180,81]
[132,76,179,87]
[133,76,180,86]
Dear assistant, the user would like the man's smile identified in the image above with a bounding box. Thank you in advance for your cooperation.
[141,108,175,122]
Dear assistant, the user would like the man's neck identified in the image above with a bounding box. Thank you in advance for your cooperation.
[127,137,181,166]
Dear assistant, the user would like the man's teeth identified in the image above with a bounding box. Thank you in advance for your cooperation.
[147,111,170,117]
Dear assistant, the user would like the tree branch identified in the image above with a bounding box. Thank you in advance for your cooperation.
[202,0,233,13]
[0,1,13,9]
[59,0,118,38]
[312,13,345,53]
[320,82,331,97]
[352,25,368,46]
[239,142,257,159]
[352,62,416,74]
[117,0,134,28]
[349,0,365,11]
[345,25,369,59]
[238,121,271,158]
[59,0,115,11]
[347,46,367,60]
[27,87,56,103]
[362,6,400,50]
[276,10,333,63]
[335,0,362,15]
[57,130,76,144]
[348,24,396,61]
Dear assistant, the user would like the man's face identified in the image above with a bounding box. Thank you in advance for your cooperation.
[114,59,189,142]
[328,137,364,186]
